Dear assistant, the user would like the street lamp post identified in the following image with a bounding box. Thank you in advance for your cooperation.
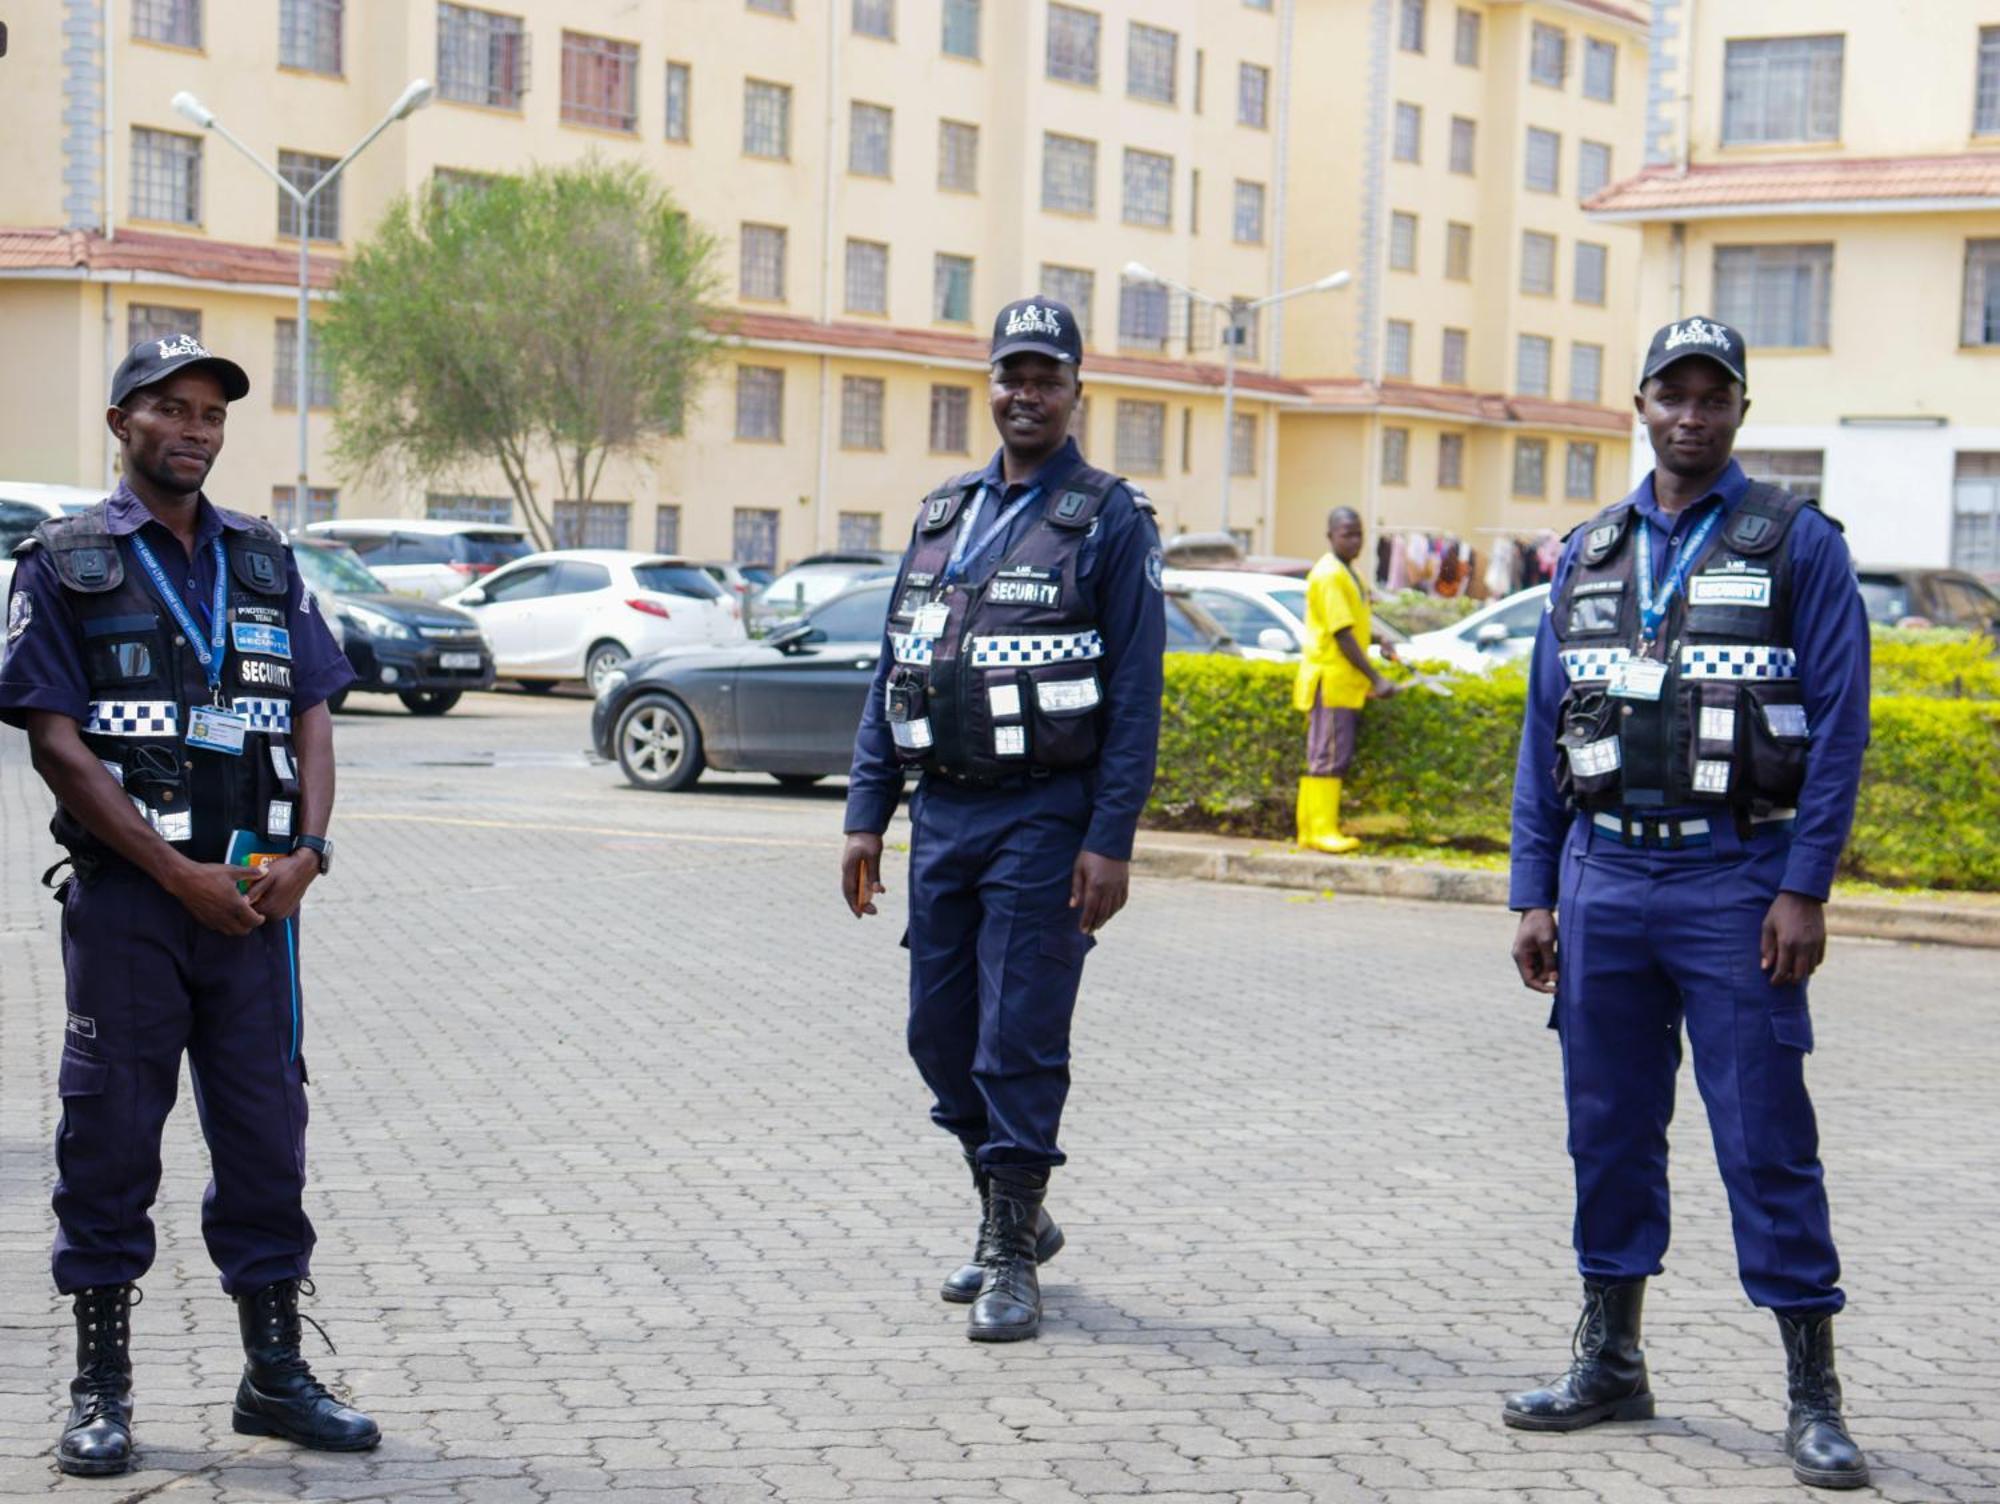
[1123,262,1352,542]
[172,80,434,526]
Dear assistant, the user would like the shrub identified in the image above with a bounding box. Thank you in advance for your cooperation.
[1371,589,1483,636]
[1870,627,2000,699]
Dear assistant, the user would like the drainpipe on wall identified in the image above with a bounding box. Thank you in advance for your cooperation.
[812,0,841,554]
[1357,0,1392,533]
[1670,222,1686,321]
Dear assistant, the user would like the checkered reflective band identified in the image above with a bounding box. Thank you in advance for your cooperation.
[1693,758,1733,794]
[968,629,1104,667]
[889,633,936,666]
[1558,647,1631,683]
[85,700,178,737]
[1567,736,1621,779]
[890,716,934,750]
[231,697,292,734]
[1677,645,1798,681]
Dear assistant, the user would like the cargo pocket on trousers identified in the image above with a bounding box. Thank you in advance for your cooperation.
[1037,920,1096,971]
[58,1051,108,1098]
[1770,1007,1814,1054]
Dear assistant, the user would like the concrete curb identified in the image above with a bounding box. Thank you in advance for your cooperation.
[1132,833,2000,950]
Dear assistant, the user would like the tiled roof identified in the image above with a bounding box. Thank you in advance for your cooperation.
[0,226,342,289]
[1298,378,1631,434]
[1588,153,2000,218]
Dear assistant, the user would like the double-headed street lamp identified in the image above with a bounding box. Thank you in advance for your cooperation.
[1123,262,1352,540]
[172,79,435,525]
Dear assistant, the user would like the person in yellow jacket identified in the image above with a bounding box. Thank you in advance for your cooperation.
[1294,507,1399,852]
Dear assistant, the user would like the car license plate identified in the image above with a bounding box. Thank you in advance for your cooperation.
[438,651,483,669]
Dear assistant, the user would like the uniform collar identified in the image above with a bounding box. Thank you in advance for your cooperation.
[104,481,244,544]
[978,436,1084,499]
[1630,458,1749,534]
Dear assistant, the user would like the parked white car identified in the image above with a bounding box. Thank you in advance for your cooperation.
[1165,567,1413,663]
[305,518,533,600]
[447,550,746,692]
[0,482,104,600]
[1403,584,1550,672]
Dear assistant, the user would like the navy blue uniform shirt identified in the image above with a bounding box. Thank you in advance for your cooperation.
[1509,458,1871,909]
[0,482,353,729]
[845,437,1167,861]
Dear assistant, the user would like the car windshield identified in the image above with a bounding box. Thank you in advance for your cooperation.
[634,562,723,600]
[1267,586,1307,622]
[450,532,532,567]
[1856,577,1911,624]
[808,584,893,641]
[295,543,385,595]
[763,567,879,614]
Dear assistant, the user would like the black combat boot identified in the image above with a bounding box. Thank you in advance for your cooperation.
[1503,1279,1656,1431]
[56,1284,138,1476]
[1777,1312,1869,1489]
[967,1167,1049,1342]
[232,1278,380,1452]
[941,1148,1065,1304]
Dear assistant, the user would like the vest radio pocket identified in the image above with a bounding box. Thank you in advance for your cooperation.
[1741,685,1809,805]
[1564,581,1625,637]
[1022,668,1103,770]
[1554,691,1621,802]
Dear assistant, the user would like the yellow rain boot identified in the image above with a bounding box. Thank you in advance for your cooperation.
[1296,776,1361,854]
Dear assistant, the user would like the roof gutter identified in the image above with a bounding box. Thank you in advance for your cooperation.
[1589,194,2000,223]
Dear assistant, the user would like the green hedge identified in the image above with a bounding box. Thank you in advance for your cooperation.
[1148,650,2000,891]
[1870,627,2000,699]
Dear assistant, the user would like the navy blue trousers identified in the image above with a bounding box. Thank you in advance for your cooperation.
[904,772,1097,1170]
[52,862,314,1296]
[1553,817,1843,1315]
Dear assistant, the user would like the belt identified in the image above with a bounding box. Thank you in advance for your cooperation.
[1590,808,1797,850]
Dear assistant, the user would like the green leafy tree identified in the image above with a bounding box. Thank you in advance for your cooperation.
[318,159,721,547]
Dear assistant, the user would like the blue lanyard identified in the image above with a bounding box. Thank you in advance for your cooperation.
[1633,505,1721,643]
[943,484,1041,583]
[130,533,229,702]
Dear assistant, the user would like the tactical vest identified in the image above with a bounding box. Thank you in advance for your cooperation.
[883,463,1133,785]
[1549,481,1820,814]
[24,503,302,866]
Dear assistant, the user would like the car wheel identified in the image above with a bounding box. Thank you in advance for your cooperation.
[517,680,558,695]
[615,694,705,792]
[586,641,630,696]
[398,689,462,716]
[771,773,824,789]
[326,689,348,713]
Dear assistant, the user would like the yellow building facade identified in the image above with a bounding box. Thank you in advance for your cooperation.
[1,0,1644,571]
[1592,0,2000,571]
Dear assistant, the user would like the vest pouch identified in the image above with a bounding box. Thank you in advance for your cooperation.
[884,669,934,763]
[1563,582,1626,638]
[1554,690,1622,806]
[1023,666,1103,770]
[1680,681,1741,803]
[253,741,302,843]
[122,743,194,845]
[80,615,165,690]
[977,669,1030,762]
[1740,684,1809,806]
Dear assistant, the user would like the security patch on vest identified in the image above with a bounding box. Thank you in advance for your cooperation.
[232,622,292,658]
[1572,580,1623,596]
[904,571,936,589]
[240,659,293,691]
[5,590,30,643]
[1688,573,1772,608]
[987,578,1061,607]
[235,603,284,628]
[1146,547,1164,592]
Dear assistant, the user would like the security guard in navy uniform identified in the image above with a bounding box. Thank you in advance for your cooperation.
[1505,318,1872,1489]
[0,335,375,1475]
[841,296,1166,1342]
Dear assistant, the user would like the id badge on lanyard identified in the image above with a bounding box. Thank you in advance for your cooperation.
[131,533,247,755]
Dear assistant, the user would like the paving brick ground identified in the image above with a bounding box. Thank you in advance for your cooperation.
[2,692,1995,1503]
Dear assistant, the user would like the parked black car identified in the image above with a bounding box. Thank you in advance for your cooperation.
[593,578,1238,791]
[1855,567,2000,637]
[293,538,496,714]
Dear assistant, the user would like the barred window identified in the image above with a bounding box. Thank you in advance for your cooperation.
[1228,308,1262,362]
[1441,327,1467,385]
[128,304,200,348]
[277,150,339,241]
[743,79,792,158]
[1384,319,1413,379]
[943,0,980,59]
[427,493,512,523]
[1449,115,1475,173]
[1118,276,1169,349]
[1393,102,1421,163]
[1445,221,1472,281]
[1390,211,1418,271]
[1040,264,1094,342]
[1530,22,1566,86]
[1437,432,1465,488]
[934,253,973,322]
[274,319,337,408]
[1047,4,1101,85]
[1128,21,1177,103]
[654,505,683,553]
[1069,396,1090,455]
[929,385,971,453]
[130,128,201,225]
[1233,180,1266,245]
[1525,126,1560,192]
[850,101,893,176]
[1723,36,1843,145]
[739,222,787,301]
[735,367,784,441]
[1514,438,1548,497]
[665,62,691,141]
[1516,333,1552,397]
[729,510,778,572]
[840,376,886,450]
[1521,230,1556,295]
[1964,239,2000,346]
[1574,241,1607,305]
[853,0,893,39]
[838,512,882,550]
[1714,243,1833,347]
[271,486,338,531]
[844,239,888,314]
[436,4,527,110]
[1454,6,1480,66]
[1231,413,1257,477]
[561,32,638,132]
[134,0,200,48]
[280,0,342,73]
[938,119,978,192]
[1579,139,1612,200]
[1041,132,1097,213]
[553,501,629,549]
[1239,62,1270,128]
[1114,399,1166,474]
[1583,38,1616,101]
[1570,341,1604,403]
[1980,28,2000,135]
[1566,442,1599,501]
[1953,453,2000,570]
[1381,427,1409,485]
[432,167,500,206]
[1122,148,1173,227]
[1398,0,1425,54]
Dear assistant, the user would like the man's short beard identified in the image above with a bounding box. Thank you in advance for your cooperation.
[130,451,208,498]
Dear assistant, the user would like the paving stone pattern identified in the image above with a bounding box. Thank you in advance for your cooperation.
[1,695,1995,1503]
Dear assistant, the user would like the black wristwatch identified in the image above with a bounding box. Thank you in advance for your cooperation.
[293,834,334,875]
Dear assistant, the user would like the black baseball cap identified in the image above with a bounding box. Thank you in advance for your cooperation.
[1638,316,1747,393]
[990,297,1083,367]
[110,331,251,407]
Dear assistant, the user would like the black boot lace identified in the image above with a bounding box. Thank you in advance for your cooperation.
[1563,1284,1607,1380]
[256,1279,346,1403]
[72,1285,140,1422]
[1786,1318,1843,1426]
